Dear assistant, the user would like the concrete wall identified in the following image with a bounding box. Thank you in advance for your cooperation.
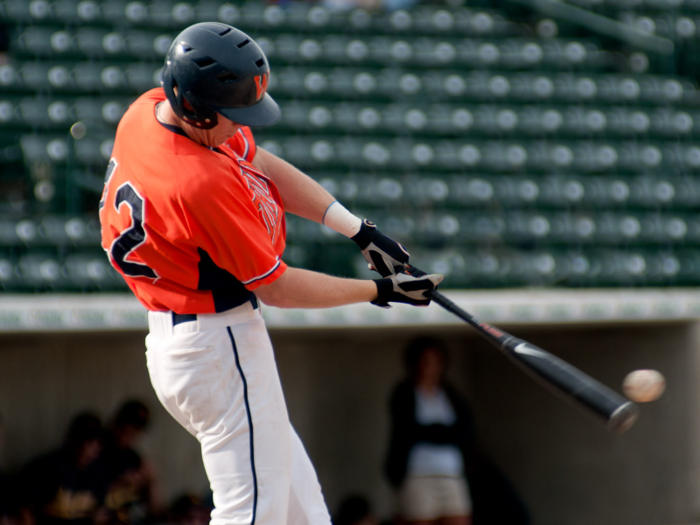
[0,322,698,524]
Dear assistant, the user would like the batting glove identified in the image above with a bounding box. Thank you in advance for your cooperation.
[351,219,410,277]
[372,269,443,308]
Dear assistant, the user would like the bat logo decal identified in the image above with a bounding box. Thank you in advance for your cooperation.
[477,321,504,338]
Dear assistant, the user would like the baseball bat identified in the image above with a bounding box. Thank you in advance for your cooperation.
[424,287,639,434]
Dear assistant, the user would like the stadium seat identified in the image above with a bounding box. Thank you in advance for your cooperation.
[72,62,104,91]
[13,27,68,57]
[125,63,160,91]
[63,252,120,288]
[16,252,62,287]
[101,0,141,25]
[75,28,110,58]
[16,98,61,128]
[3,0,700,290]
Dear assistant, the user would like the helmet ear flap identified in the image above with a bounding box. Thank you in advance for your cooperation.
[161,71,219,130]
[180,90,218,129]
[184,101,218,129]
[178,83,195,118]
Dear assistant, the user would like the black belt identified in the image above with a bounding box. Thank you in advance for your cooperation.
[172,296,259,326]
[172,313,197,326]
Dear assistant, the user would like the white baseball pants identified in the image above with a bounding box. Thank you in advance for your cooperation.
[145,301,331,525]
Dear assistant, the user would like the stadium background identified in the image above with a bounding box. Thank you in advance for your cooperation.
[1,0,700,523]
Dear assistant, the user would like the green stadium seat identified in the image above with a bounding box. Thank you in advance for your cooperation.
[74,135,113,165]
[17,252,65,289]
[3,0,700,290]
[20,135,52,163]
[125,63,161,91]
[192,1,220,24]
[508,73,554,100]
[63,252,117,288]
[0,254,15,289]
[72,97,103,123]
[647,108,695,135]
[403,176,451,206]
[71,62,104,91]
[101,0,142,25]
[12,27,68,57]
[76,0,101,22]
[286,3,333,31]
[148,0,177,27]
[16,98,61,128]
[0,98,20,128]
[75,28,109,58]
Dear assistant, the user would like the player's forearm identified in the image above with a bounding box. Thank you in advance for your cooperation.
[252,147,334,223]
[254,267,377,309]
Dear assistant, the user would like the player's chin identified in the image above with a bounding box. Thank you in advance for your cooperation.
[214,131,240,147]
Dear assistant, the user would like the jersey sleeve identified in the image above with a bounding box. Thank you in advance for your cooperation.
[180,160,285,290]
[223,127,256,162]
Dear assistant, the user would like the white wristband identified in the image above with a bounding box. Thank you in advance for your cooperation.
[322,201,362,238]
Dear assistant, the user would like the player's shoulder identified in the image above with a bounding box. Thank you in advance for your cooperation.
[134,87,167,107]
[114,88,164,142]
[177,151,247,202]
[120,88,164,122]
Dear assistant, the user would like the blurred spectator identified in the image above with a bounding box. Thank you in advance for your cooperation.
[167,494,211,525]
[385,337,476,525]
[332,495,378,525]
[101,400,162,524]
[384,337,530,525]
[18,413,109,525]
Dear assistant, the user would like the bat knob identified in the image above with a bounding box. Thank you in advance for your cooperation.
[608,401,640,434]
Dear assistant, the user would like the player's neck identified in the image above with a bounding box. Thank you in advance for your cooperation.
[156,101,223,147]
[155,101,181,129]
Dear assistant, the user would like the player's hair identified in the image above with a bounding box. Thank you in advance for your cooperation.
[403,336,449,380]
[161,22,280,130]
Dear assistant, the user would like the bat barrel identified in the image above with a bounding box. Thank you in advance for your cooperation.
[508,340,639,433]
[608,401,640,434]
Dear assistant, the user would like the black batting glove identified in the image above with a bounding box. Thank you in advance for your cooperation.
[372,269,443,309]
[351,219,410,277]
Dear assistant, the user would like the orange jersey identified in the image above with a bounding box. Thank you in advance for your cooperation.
[99,88,287,313]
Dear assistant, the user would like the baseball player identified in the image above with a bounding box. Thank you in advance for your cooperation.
[99,22,442,525]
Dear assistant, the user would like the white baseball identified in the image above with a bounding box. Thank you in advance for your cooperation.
[622,369,666,403]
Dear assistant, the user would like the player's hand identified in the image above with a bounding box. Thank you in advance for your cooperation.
[371,269,443,308]
[351,219,409,277]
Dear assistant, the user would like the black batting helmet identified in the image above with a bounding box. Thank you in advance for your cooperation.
[161,22,280,129]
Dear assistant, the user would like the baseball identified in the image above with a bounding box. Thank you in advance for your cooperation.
[622,369,666,403]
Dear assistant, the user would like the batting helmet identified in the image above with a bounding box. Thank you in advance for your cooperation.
[161,22,280,129]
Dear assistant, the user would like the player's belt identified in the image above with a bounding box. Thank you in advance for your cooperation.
[172,313,197,326]
[171,297,259,326]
